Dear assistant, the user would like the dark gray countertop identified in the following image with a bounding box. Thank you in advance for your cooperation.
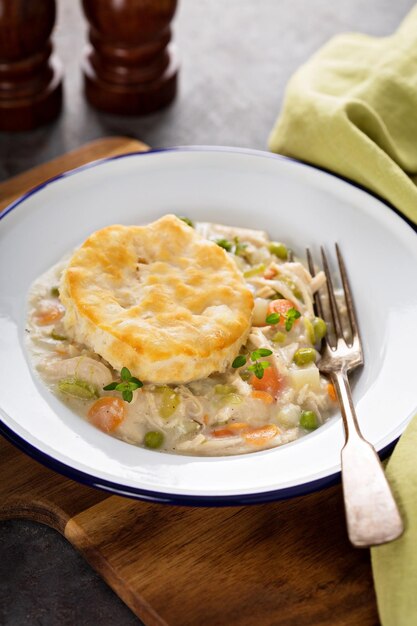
[0,1,413,624]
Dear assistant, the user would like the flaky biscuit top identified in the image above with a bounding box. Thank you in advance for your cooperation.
[60,214,254,384]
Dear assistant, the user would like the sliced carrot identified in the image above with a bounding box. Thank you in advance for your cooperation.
[212,422,248,438]
[250,366,283,397]
[35,303,65,326]
[267,298,299,328]
[88,397,126,433]
[264,267,277,279]
[251,390,274,404]
[327,382,337,402]
[244,424,279,446]
[212,422,279,446]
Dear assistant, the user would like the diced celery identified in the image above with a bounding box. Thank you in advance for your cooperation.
[219,393,243,407]
[272,331,286,344]
[243,263,266,278]
[144,431,164,448]
[214,384,236,395]
[280,276,303,301]
[157,386,181,419]
[58,377,98,399]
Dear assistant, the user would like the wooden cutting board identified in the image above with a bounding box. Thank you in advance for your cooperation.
[0,137,380,626]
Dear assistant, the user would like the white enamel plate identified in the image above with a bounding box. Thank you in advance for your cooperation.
[1,147,416,504]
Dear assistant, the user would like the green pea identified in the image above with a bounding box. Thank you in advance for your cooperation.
[269,242,288,260]
[272,331,286,344]
[313,317,327,342]
[293,348,317,366]
[144,431,164,449]
[300,410,318,430]
[58,378,98,399]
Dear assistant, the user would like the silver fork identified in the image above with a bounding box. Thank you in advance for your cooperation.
[306,244,404,548]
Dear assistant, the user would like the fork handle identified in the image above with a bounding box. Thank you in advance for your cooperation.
[331,369,404,548]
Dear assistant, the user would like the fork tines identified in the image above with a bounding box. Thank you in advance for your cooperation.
[306,245,362,353]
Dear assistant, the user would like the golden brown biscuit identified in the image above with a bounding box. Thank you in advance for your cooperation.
[60,215,254,384]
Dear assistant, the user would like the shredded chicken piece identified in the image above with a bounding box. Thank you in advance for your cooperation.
[196,222,269,246]
[226,372,251,396]
[249,328,287,376]
[183,396,204,421]
[251,276,304,309]
[310,271,326,293]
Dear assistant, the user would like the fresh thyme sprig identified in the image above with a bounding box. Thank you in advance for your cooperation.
[103,367,143,403]
[232,348,272,380]
[178,216,194,228]
[215,237,248,256]
[266,307,301,331]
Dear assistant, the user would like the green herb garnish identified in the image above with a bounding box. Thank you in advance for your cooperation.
[215,237,248,256]
[266,313,280,325]
[233,237,248,257]
[250,348,273,361]
[178,216,194,228]
[103,367,143,403]
[232,355,247,368]
[215,238,233,252]
[50,286,60,297]
[247,361,271,379]
[265,307,301,332]
[284,308,301,331]
[231,349,272,379]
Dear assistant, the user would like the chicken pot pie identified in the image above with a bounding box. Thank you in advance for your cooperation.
[26,216,336,456]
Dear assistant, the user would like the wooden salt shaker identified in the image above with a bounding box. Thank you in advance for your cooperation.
[81,0,179,116]
[0,0,62,131]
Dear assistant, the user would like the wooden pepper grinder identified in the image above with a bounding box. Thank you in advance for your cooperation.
[82,0,179,116]
[0,0,62,131]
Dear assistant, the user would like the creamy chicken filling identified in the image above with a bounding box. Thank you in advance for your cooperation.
[26,220,337,456]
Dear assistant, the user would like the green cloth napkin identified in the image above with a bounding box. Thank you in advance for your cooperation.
[268,6,417,226]
[269,8,417,625]
[371,415,417,626]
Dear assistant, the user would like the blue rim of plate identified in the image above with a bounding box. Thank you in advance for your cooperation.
[0,145,416,506]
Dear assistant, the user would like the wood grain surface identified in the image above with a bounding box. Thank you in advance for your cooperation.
[0,138,380,626]
[0,136,147,212]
